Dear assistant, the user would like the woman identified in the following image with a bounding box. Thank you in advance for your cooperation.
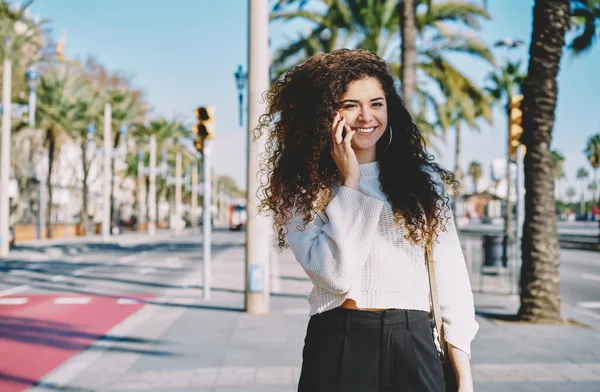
[256,49,478,392]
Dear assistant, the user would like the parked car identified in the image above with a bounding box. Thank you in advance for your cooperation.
[229,205,247,231]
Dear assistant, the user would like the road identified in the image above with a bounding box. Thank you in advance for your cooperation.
[460,232,600,324]
[0,229,242,392]
[559,248,600,319]
[0,228,598,391]
[463,220,599,236]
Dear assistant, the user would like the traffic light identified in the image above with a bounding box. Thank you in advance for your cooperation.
[192,105,215,154]
[508,95,523,157]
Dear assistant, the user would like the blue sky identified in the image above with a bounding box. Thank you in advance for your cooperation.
[24,0,600,198]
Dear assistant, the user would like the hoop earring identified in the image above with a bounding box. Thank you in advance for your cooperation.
[383,125,393,152]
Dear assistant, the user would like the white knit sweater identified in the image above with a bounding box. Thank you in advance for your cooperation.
[285,161,479,357]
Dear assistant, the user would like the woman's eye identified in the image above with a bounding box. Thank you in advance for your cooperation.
[373,102,384,107]
[343,104,357,109]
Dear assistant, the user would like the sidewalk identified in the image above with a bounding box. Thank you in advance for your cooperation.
[28,242,600,392]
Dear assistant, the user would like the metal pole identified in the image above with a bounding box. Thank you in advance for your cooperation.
[28,67,44,240]
[102,103,111,241]
[514,144,526,295]
[175,152,182,234]
[246,0,271,314]
[137,149,146,230]
[191,162,198,229]
[148,135,157,236]
[502,103,513,270]
[28,85,36,128]
[0,56,12,256]
[203,140,213,300]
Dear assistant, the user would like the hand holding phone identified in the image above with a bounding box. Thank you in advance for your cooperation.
[331,112,360,190]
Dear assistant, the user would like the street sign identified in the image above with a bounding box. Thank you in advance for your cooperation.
[249,265,264,292]
[0,103,29,119]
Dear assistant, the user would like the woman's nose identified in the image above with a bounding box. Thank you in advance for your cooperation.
[358,107,374,122]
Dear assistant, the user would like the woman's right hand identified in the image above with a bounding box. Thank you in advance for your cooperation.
[330,112,360,190]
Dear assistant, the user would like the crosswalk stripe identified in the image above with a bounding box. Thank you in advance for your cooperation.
[0,285,30,297]
[117,298,144,304]
[581,273,600,282]
[577,301,600,309]
[0,297,28,305]
[54,297,92,305]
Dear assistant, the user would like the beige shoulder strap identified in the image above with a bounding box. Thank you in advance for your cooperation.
[425,235,450,361]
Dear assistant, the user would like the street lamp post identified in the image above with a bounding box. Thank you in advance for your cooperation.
[493,37,524,281]
[234,65,248,127]
[137,148,147,231]
[102,104,112,241]
[148,135,157,236]
[0,40,12,256]
[191,163,198,229]
[26,64,38,128]
[26,64,44,240]
[175,152,183,234]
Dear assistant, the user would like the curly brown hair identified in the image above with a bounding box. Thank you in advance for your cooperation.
[255,48,458,248]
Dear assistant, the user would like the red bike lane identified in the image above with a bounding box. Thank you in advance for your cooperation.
[0,294,149,392]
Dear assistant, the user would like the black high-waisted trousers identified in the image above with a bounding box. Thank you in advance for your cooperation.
[297,307,445,392]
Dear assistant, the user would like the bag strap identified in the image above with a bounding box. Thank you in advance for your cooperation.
[425,234,450,362]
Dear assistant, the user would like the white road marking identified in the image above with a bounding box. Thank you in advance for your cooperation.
[0,285,30,297]
[577,301,600,309]
[54,297,92,305]
[120,255,136,263]
[581,273,600,282]
[0,297,28,305]
[117,298,144,304]
[72,267,94,276]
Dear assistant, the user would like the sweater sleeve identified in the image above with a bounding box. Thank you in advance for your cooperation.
[284,186,384,294]
[432,205,479,358]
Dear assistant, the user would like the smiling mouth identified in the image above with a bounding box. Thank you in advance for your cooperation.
[352,126,376,134]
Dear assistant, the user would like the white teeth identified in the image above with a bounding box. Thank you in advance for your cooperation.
[354,127,375,133]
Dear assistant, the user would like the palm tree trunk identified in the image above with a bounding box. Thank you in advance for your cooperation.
[400,0,417,106]
[46,130,55,238]
[518,0,569,323]
[453,121,462,218]
[80,143,89,236]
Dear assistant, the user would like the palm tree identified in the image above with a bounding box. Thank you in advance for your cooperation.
[584,133,600,201]
[589,181,598,205]
[104,84,147,229]
[485,60,527,106]
[569,0,600,56]
[74,58,107,235]
[518,0,570,323]
[566,186,576,204]
[0,1,45,96]
[485,59,526,247]
[468,161,483,194]
[442,82,492,209]
[551,149,566,201]
[130,118,194,226]
[400,0,418,105]
[576,166,589,214]
[271,0,494,150]
[270,0,360,80]
[25,61,83,237]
